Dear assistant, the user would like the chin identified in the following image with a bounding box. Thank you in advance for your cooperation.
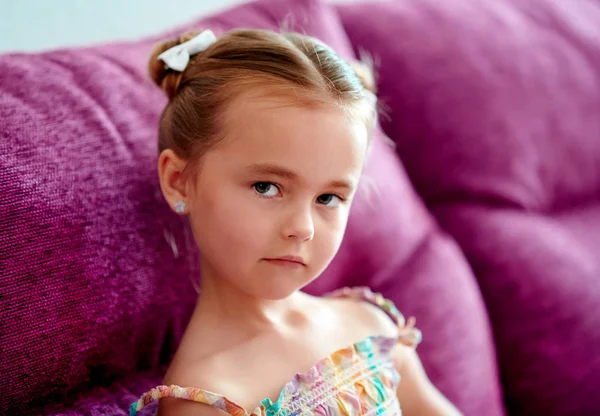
[247,274,316,301]
[250,284,304,301]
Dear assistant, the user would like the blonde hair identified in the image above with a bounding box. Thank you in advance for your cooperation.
[148,28,377,182]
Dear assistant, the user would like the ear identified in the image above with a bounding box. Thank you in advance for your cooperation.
[158,149,190,214]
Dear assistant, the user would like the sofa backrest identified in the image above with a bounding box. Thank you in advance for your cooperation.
[0,0,503,413]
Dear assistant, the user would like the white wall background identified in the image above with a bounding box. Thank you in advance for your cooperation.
[0,0,356,54]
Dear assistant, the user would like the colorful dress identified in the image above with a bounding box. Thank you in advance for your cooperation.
[129,287,422,416]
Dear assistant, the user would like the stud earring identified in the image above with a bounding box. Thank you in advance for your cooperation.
[174,200,186,213]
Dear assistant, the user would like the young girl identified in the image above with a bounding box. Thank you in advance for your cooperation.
[130,28,461,416]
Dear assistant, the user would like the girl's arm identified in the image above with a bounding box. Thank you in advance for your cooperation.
[394,345,463,416]
[158,398,228,416]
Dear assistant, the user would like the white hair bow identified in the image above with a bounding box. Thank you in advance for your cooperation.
[157,29,217,72]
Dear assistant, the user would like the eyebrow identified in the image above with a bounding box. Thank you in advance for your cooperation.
[243,163,355,190]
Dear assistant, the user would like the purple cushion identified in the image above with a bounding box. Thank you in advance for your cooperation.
[337,0,600,414]
[0,0,501,414]
[39,368,168,416]
[307,135,505,416]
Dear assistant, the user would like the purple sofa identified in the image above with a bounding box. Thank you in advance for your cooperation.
[337,0,600,414]
[0,0,597,415]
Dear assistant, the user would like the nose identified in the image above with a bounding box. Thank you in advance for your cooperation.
[282,203,315,242]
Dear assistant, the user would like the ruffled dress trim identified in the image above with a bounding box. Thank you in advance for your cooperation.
[130,287,421,416]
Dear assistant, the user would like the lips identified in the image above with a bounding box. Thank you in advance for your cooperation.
[275,255,305,264]
[264,255,306,267]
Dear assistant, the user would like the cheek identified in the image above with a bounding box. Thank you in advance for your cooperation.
[192,185,268,252]
[314,209,350,257]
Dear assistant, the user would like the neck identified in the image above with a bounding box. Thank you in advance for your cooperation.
[192,263,310,333]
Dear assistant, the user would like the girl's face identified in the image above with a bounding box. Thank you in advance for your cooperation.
[186,94,369,300]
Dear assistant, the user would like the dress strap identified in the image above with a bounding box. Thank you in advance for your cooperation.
[129,384,260,416]
[326,286,422,348]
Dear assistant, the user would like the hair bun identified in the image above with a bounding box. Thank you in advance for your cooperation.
[148,31,204,99]
[349,59,376,94]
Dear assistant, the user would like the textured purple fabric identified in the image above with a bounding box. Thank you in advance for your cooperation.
[1,0,500,414]
[39,368,169,416]
[337,0,600,414]
[306,135,504,416]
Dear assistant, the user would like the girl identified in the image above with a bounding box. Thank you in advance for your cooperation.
[130,28,461,416]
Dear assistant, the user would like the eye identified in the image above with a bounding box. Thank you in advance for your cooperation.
[317,194,343,207]
[253,182,280,197]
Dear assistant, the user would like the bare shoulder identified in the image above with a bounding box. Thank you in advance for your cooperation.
[322,290,399,340]
[158,348,234,416]
[158,357,233,415]
[352,296,399,338]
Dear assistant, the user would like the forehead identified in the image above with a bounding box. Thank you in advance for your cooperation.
[210,93,369,184]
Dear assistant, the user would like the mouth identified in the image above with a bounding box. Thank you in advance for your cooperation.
[263,256,306,268]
